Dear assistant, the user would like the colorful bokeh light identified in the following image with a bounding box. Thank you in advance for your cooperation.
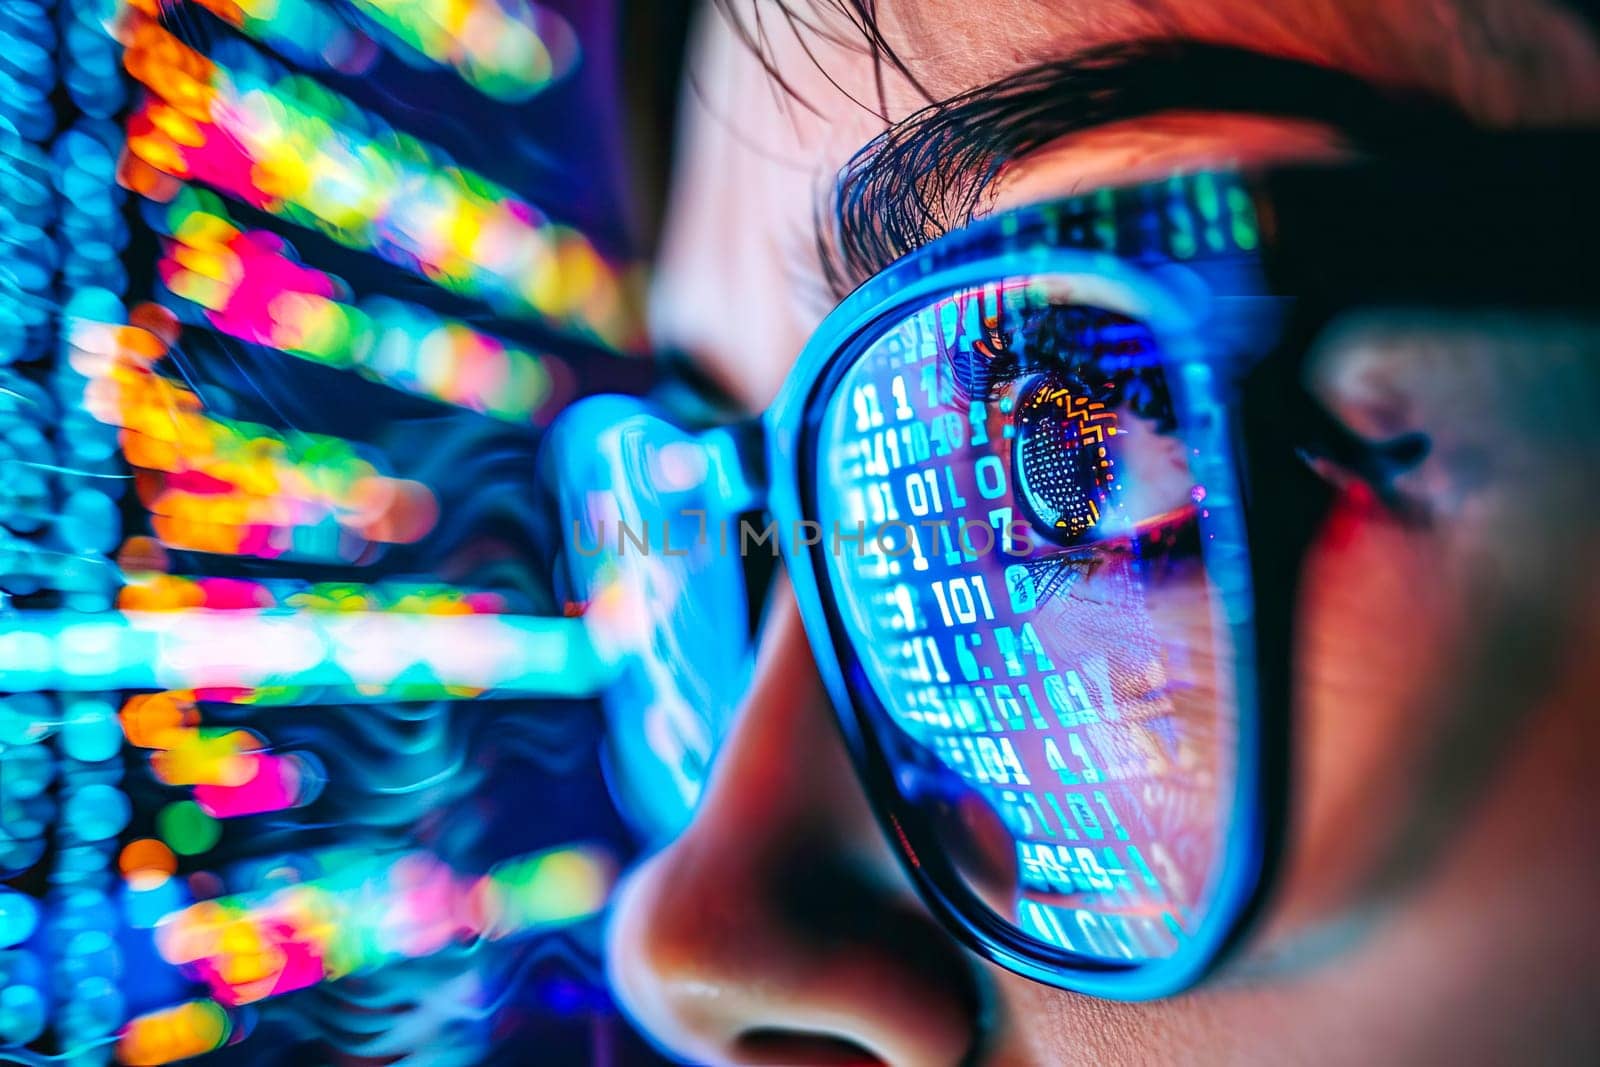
[154,845,614,1006]
[152,186,574,423]
[116,12,643,350]
[347,0,579,101]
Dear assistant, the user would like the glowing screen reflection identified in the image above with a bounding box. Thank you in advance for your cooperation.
[815,278,1240,963]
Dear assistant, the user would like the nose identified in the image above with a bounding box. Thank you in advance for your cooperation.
[607,584,984,1066]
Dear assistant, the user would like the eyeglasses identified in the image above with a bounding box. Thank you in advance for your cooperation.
[542,133,1594,999]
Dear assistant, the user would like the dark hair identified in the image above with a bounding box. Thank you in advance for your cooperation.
[819,40,1480,293]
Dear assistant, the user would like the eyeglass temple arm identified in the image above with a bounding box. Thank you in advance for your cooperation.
[1273,375,1431,519]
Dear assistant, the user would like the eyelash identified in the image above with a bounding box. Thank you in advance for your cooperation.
[1024,506,1204,609]
[944,302,1176,426]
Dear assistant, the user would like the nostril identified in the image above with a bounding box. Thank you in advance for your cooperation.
[736,1029,887,1066]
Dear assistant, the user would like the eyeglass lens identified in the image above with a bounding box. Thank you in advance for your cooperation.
[813,278,1242,964]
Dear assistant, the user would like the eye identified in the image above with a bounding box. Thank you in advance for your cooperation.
[1003,305,1192,552]
[1012,378,1122,544]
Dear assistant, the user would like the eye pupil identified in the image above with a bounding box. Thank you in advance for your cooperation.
[1015,382,1120,541]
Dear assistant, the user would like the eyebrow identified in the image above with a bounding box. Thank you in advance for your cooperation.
[819,39,1482,296]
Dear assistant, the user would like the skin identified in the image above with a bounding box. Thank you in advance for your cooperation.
[607,3,1600,1063]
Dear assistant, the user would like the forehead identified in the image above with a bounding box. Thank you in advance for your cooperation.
[653,0,1596,409]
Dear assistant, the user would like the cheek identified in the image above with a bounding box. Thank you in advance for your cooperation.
[1272,487,1465,923]
[985,965,1277,1065]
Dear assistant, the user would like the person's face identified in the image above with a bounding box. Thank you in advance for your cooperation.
[608,3,1600,1064]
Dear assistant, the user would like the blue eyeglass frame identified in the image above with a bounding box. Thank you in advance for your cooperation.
[757,176,1278,1000]
[552,133,1595,1002]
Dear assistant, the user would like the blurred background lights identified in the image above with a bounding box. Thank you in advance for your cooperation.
[0,609,615,694]
[3,0,653,1062]
[116,999,234,1067]
[150,187,574,423]
[152,845,614,1007]
[125,0,378,76]
[0,888,41,947]
[157,800,221,856]
[116,13,642,350]
[345,0,579,101]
